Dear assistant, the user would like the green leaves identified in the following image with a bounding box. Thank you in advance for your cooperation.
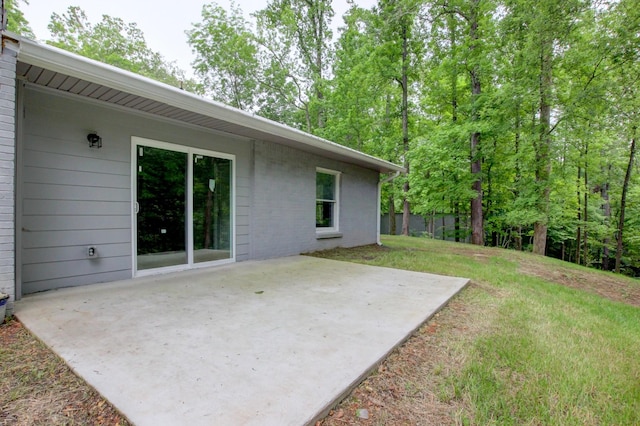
[187,2,259,110]
[47,6,194,91]
[5,0,35,38]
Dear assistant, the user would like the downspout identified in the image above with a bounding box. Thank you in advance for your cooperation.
[377,171,402,245]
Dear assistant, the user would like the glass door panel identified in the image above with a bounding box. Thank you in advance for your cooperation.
[193,155,232,263]
[136,145,188,270]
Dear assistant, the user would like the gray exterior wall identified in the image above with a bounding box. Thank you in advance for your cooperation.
[251,140,379,259]
[0,42,17,310]
[17,82,381,294]
[20,86,252,294]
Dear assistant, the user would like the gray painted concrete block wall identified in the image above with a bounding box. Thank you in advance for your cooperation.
[251,140,379,259]
[0,42,17,311]
[20,86,252,294]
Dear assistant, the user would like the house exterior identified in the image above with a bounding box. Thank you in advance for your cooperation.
[0,32,404,311]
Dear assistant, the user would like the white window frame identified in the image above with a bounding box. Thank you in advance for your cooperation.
[315,167,340,234]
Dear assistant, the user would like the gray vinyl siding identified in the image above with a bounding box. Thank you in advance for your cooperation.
[250,140,379,259]
[20,86,251,294]
[0,42,17,309]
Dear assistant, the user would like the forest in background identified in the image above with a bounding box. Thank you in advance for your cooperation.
[6,0,640,275]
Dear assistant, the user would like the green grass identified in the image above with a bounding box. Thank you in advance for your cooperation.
[313,236,640,425]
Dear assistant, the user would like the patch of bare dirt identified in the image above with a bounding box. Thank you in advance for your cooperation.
[447,244,640,308]
[518,261,640,308]
[0,318,130,426]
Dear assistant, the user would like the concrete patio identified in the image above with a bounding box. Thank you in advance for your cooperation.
[15,256,468,426]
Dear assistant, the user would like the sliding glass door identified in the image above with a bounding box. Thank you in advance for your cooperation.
[134,138,234,274]
[136,146,187,270]
[192,154,232,263]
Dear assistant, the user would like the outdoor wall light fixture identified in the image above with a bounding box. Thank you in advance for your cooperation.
[87,132,102,149]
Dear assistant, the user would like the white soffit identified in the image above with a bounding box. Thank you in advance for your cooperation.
[12,35,405,174]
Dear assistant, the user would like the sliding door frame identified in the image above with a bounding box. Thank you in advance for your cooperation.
[131,136,236,277]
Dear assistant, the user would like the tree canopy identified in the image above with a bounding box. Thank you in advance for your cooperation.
[4,0,34,37]
[46,6,196,91]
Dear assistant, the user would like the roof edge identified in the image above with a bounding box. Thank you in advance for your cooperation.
[10,34,405,174]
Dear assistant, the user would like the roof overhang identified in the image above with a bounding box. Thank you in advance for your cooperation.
[7,33,405,174]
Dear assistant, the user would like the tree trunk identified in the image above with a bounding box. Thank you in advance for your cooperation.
[389,194,396,235]
[400,19,410,237]
[470,132,483,245]
[469,0,483,246]
[575,165,582,264]
[533,222,548,255]
[204,185,213,249]
[315,60,324,129]
[532,39,553,255]
[314,12,325,129]
[514,110,522,252]
[583,162,588,266]
[454,203,460,243]
[449,14,458,125]
[204,158,215,249]
[601,166,611,270]
[615,127,637,273]
[304,105,312,134]
[429,211,435,238]
[402,186,410,236]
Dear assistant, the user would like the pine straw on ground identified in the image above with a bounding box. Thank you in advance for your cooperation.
[0,319,130,426]
[317,282,490,426]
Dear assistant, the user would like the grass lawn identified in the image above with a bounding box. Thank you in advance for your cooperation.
[315,235,640,425]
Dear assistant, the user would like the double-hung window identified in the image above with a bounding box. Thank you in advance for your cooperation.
[316,168,340,232]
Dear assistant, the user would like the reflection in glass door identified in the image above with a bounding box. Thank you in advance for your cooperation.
[193,155,232,263]
[136,145,187,270]
[134,139,234,274]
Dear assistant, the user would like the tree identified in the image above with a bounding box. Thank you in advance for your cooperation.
[253,0,334,132]
[374,0,422,237]
[187,2,260,110]
[605,0,640,272]
[322,5,379,151]
[498,0,592,255]
[616,127,637,272]
[467,0,484,246]
[411,2,473,241]
[4,0,34,37]
[441,0,495,245]
[48,6,195,91]
[411,0,497,244]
